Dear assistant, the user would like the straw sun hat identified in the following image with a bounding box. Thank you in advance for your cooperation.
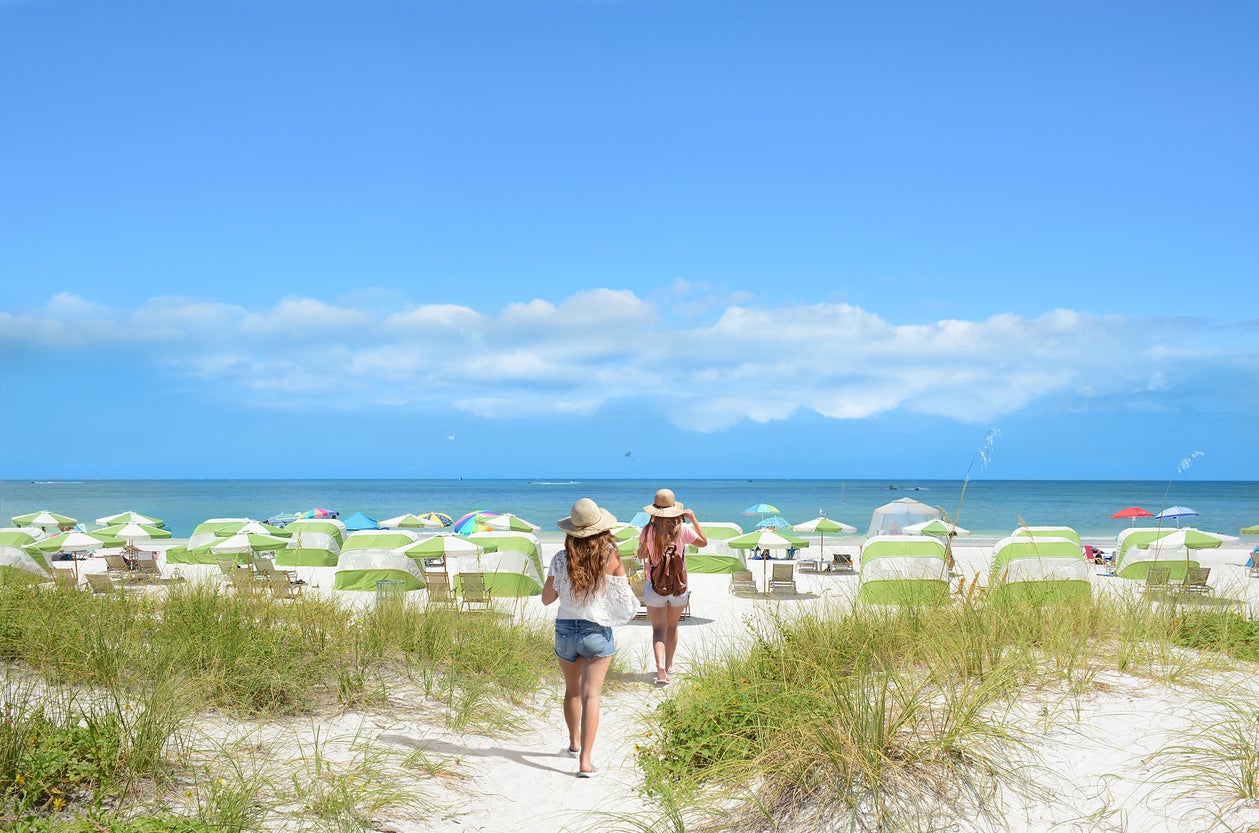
[644,488,685,518]
[557,498,618,538]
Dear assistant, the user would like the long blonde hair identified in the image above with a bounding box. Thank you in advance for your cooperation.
[565,532,614,600]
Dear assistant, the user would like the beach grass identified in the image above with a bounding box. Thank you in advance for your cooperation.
[0,574,557,829]
[633,595,1259,833]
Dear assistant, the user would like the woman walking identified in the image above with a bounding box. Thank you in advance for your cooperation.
[541,498,634,777]
[639,488,707,686]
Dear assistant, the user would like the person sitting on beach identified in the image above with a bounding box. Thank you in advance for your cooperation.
[638,488,707,686]
[541,498,628,778]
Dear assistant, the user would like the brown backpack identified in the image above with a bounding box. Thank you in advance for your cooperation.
[650,543,687,596]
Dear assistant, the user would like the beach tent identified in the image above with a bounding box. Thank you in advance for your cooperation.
[341,511,379,531]
[988,536,1091,604]
[274,546,340,567]
[333,549,427,591]
[444,549,544,597]
[343,529,424,552]
[332,529,428,591]
[681,522,749,574]
[1,531,48,578]
[866,498,941,538]
[468,531,542,577]
[857,535,950,605]
[1012,526,1081,546]
[188,518,253,550]
[282,518,346,551]
[1112,527,1232,579]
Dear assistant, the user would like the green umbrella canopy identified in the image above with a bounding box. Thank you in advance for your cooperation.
[1242,524,1259,535]
[617,537,640,556]
[727,529,809,550]
[1147,528,1237,550]
[611,524,641,542]
[29,530,121,552]
[214,521,291,537]
[380,513,442,529]
[12,510,77,528]
[405,534,482,557]
[905,519,970,537]
[793,517,857,534]
[96,511,165,528]
[484,513,541,532]
[0,530,39,547]
[207,532,291,554]
[100,522,173,540]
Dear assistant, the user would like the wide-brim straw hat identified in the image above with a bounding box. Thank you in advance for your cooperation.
[644,488,685,518]
[557,498,618,538]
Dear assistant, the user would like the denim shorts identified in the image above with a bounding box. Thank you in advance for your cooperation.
[554,618,616,662]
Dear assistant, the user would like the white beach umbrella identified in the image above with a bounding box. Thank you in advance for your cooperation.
[904,519,970,537]
[29,530,121,553]
[96,511,165,528]
[209,532,290,555]
[100,522,173,542]
[380,513,443,529]
[12,510,78,531]
[484,513,541,533]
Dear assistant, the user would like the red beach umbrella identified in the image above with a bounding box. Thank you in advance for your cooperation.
[1111,506,1153,526]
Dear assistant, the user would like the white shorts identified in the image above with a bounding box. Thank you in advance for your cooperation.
[644,576,690,608]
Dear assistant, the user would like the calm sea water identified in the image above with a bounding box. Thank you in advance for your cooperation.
[2,479,1256,543]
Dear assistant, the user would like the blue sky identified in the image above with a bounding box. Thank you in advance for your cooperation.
[1,0,1256,481]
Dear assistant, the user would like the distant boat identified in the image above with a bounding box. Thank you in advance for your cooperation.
[889,485,899,490]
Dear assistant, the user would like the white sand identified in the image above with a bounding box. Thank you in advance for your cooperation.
[58,535,1259,831]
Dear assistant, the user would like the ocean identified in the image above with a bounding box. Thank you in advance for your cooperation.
[2,479,1256,543]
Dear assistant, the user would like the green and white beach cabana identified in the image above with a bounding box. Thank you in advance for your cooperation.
[444,549,544,597]
[857,535,950,605]
[467,531,543,577]
[988,535,1091,604]
[275,519,345,565]
[187,518,253,550]
[333,529,428,591]
[1012,526,1081,546]
[682,521,748,574]
[1,529,48,577]
[1115,527,1235,580]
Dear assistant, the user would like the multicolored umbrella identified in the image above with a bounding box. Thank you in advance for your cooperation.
[743,503,781,516]
[453,511,501,535]
[418,512,453,528]
[300,508,339,519]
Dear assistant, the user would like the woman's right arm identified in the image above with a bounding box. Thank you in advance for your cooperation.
[541,575,558,605]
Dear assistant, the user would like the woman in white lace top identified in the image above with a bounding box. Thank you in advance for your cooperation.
[541,498,630,778]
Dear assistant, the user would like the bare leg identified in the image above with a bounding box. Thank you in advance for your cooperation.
[559,657,583,753]
[648,603,684,681]
[578,654,613,774]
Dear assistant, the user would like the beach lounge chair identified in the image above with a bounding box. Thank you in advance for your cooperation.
[832,552,856,574]
[51,567,79,591]
[85,573,118,595]
[729,570,758,596]
[1180,566,1212,597]
[228,568,263,595]
[424,572,456,606]
[103,554,133,581]
[769,563,797,595]
[253,557,305,594]
[1142,567,1171,601]
[458,572,492,610]
[133,557,163,583]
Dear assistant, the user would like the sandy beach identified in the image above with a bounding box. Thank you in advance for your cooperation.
[9,529,1259,832]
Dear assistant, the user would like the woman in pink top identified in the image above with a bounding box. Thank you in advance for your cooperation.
[638,488,707,685]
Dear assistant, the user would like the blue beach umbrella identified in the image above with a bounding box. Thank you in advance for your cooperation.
[756,515,791,529]
[1156,506,1199,527]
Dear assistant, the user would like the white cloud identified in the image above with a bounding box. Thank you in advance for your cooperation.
[1,291,1250,431]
